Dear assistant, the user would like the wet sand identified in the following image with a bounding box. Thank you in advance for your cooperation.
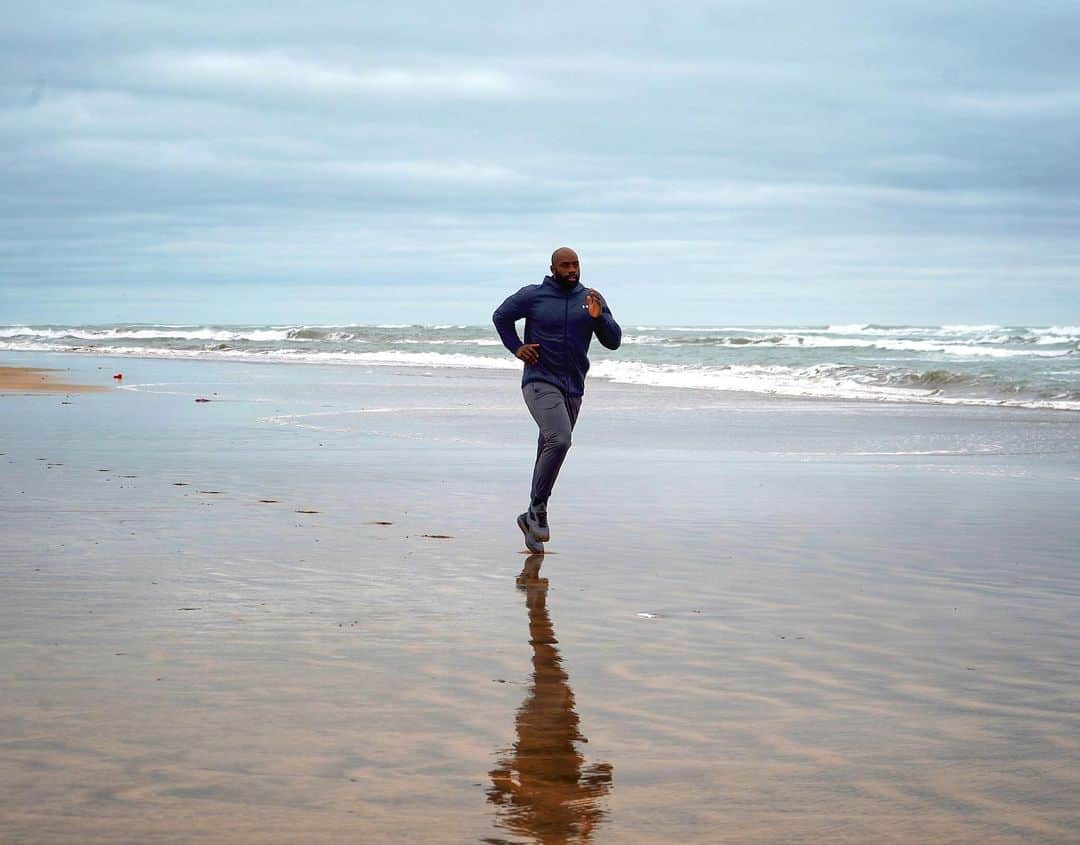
[1,353,1078,843]
[0,365,107,393]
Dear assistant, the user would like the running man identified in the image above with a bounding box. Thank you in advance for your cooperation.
[492,247,622,552]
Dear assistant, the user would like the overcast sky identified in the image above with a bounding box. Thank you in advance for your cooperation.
[2,1,1078,325]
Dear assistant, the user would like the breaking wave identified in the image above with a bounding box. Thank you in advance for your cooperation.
[2,322,1077,411]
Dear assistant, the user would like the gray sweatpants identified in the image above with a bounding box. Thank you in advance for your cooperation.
[522,381,582,511]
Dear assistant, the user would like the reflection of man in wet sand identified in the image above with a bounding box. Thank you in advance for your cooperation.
[487,555,613,844]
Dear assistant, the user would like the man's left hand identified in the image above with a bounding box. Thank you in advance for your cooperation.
[586,289,604,318]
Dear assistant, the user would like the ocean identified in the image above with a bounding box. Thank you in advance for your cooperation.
[2,322,1078,411]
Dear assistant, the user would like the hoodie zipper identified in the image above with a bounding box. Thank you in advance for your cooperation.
[563,290,569,392]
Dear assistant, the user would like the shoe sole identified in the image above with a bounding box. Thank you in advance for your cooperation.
[517,514,545,554]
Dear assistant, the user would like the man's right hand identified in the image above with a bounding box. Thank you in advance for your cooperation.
[515,343,540,364]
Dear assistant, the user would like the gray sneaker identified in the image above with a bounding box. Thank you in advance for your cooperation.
[526,507,550,542]
[517,513,545,553]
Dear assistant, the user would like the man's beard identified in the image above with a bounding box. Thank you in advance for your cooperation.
[553,272,580,288]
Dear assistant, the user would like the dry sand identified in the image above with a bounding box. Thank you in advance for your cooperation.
[0,365,107,393]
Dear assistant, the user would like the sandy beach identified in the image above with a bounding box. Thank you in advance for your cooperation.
[2,352,1078,843]
[0,365,107,394]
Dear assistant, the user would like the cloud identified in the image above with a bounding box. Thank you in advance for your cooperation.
[0,0,1077,323]
[937,89,1080,117]
[130,50,521,100]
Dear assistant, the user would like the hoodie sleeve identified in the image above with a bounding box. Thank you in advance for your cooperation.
[593,298,622,350]
[492,285,533,355]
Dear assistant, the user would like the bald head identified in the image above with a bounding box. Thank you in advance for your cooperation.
[550,247,581,287]
[551,246,578,265]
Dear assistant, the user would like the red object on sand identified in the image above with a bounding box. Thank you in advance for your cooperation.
[195,398,211,403]
[112,373,123,380]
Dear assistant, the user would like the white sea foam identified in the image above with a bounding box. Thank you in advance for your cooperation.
[588,360,1080,410]
[876,340,1070,357]
[589,360,924,400]
[0,340,57,352]
[770,335,878,349]
[0,341,520,371]
[4,323,1076,410]
[940,324,1004,333]
[715,334,1071,357]
[651,333,1072,356]
[390,338,501,345]
[662,326,755,332]
[823,323,872,334]
[258,406,477,427]
[346,351,517,369]
[821,324,1014,338]
[0,326,295,342]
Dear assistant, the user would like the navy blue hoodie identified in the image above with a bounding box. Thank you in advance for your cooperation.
[492,276,622,397]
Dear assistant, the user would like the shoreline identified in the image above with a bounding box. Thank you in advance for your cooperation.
[3,349,1077,414]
